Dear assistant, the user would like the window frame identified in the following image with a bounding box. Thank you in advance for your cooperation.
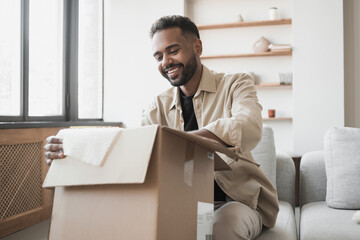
[0,0,105,123]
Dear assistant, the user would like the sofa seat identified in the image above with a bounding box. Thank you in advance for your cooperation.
[256,201,297,240]
[300,201,360,240]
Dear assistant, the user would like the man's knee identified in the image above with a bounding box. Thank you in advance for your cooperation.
[213,202,262,240]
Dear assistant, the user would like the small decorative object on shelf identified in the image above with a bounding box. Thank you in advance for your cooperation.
[269,43,292,53]
[269,7,279,20]
[279,72,293,85]
[238,14,244,22]
[253,36,270,53]
[268,109,276,118]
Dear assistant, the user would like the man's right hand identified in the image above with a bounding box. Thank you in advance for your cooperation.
[44,136,65,166]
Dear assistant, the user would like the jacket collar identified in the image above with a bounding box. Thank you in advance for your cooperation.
[169,87,181,111]
[169,65,217,111]
[195,65,217,96]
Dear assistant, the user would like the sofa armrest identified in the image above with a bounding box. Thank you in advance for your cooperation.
[300,151,327,207]
[276,151,296,209]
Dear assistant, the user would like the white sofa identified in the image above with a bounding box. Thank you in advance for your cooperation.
[299,127,360,240]
[251,125,298,240]
[300,152,360,240]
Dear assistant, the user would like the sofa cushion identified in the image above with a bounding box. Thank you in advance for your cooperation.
[300,151,327,206]
[300,201,360,240]
[324,127,360,209]
[276,151,296,208]
[251,125,276,190]
[255,201,297,240]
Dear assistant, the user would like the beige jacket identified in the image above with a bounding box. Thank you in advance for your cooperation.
[141,66,279,227]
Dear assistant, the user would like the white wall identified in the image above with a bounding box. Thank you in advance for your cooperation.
[344,0,360,128]
[186,0,294,152]
[104,0,348,155]
[186,0,292,24]
[292,0,344,155]
[103,0,184,127]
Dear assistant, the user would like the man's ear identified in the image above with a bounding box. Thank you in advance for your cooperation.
[193,39,203,56]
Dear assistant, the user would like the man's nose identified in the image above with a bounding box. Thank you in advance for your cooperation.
[162,54,173,68]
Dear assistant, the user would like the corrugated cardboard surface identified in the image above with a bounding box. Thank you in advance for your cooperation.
[156,130,213,240]
[50,184,159,239]
[46,126,231,239]
[49,129,162,240]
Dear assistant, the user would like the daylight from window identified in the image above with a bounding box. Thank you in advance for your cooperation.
[0,0,21,116]
[0,0,103,121]
[28,0,63,116]
[78,0,103,119]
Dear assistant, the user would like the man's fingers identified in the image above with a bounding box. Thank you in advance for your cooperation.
[46,136,63,144]
[46,158,53,166]
[45,135,64,166]
[44,143,63,152]
[45,151,64,160]
[45,151,65,166]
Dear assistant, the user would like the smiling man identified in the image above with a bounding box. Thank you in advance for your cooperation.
[45,15,278,240]
[142,15,279,240]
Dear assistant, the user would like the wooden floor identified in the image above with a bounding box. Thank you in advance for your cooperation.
[0,220,49,240]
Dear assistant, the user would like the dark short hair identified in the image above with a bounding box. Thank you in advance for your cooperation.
[150,15,200,39]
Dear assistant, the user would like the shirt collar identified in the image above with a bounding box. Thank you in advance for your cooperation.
[168,65,217,110]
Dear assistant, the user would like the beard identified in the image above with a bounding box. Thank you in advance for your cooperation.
[161,53,198,87]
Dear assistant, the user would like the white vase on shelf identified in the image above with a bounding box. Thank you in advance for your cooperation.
[269,7,279,20]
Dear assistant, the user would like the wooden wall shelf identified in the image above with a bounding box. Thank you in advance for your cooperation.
[263,117,293,121]
[255,84,292,89]
[201,50,292,59]
[198,18,292,30]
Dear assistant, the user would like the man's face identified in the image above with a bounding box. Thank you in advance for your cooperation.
[152,27,199,87]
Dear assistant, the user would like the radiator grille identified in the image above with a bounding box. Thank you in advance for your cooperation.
[0,142,43,220]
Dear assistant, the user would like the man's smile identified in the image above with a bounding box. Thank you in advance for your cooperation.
[167,66,181,78]
[163,64,183,79]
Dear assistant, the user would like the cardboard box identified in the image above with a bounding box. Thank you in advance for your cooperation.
[43,125,239,240]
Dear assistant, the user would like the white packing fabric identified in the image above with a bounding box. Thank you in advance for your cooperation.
[57,127,122,167]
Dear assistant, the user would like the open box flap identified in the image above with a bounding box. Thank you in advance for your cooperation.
[43,125,159,188]
[162,126,258,167]
[43,125,256,188]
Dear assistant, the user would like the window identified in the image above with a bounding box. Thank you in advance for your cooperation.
[28,0,64,117]
[0,0,21,116]
[78,0,103,119]
[0,0,104,122]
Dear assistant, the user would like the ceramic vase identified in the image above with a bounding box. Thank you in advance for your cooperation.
[253,36,270,53]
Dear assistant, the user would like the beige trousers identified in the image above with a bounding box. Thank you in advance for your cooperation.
[213,201,263,240]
